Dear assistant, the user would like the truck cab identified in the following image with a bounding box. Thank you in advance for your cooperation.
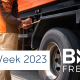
[18,0,80,80]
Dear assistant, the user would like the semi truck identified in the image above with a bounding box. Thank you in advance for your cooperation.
[18,0,80,80]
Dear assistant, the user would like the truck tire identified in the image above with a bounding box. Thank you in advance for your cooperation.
[39,28,80,80]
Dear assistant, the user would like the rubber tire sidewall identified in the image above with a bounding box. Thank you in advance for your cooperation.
[39,28,75,80]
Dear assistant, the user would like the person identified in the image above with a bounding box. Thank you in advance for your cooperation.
[0,0,32,80]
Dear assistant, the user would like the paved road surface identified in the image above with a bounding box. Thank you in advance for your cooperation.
[11,70,41,80]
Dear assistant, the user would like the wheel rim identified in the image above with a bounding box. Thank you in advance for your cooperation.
[45,42,61,80]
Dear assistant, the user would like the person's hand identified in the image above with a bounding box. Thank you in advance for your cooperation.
[22,24,33,29]
[21,18,32,29]
[22,18,32,24]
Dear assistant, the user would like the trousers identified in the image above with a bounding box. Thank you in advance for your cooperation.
[0,33,18,80]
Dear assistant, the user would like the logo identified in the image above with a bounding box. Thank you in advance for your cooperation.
[63,49,80,72]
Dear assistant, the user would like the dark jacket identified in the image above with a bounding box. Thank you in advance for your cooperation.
[0,0,21,33]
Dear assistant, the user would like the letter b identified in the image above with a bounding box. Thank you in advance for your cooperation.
[63,49,75,64]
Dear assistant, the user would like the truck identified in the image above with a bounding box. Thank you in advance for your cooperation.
[18,0,80,80]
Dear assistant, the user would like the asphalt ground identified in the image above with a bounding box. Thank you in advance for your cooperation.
[11,70,41,80]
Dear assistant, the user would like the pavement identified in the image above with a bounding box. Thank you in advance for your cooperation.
[11,70,41,80]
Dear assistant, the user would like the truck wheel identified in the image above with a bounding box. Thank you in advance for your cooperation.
[39,28,80,80]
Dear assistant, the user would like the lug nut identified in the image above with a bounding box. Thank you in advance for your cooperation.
[57,50,60,54]
[56,67,60,71]
[55,58,58,62]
